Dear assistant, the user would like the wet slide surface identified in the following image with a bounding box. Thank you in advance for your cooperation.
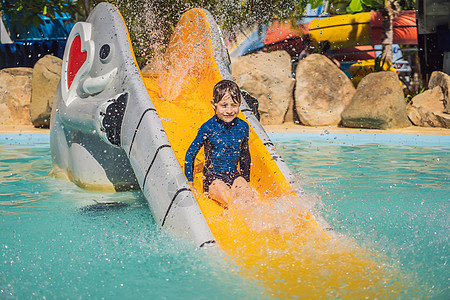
[141,9,406,298]
[49,2,410,296]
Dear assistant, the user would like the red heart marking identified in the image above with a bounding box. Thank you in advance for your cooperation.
[67,35,87,90]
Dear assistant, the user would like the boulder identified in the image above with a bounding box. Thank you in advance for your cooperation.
[0,67,33,125]
[295,54,355,126]
[341,72,411,129]
[231,51,294,125]
[406,86,450,128]
[31,55,62,128]
[428,71,450,113]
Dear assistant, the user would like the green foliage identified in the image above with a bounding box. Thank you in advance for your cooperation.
[404,87,426,103]
[328,0,375,14]
[329,0,416,14]
[93,0,317,65]
[328,0,380,14]
[397,0,416,10]
[124,0,313,33]
[373,54,389,72]
[0,0,80,27]
[308,0,324,9]
[348,0,363,13]
[0,0,319,65]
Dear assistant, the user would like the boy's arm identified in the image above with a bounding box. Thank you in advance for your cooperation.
[184,128,206,182]
[239,135,251,182]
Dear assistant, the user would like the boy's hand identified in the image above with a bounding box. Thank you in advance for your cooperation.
[216,200,229,210]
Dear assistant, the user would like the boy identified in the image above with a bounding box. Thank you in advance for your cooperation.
[185,80,255,208]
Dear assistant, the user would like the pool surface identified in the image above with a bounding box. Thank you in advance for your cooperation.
[1,132,449,299]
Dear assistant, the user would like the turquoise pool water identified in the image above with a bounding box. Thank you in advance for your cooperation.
[1,132,448,299]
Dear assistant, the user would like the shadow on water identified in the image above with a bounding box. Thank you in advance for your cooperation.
[80,200,129,213]
[0,137,264,299]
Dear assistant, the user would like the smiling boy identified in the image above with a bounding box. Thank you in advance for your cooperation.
[184,80,255,208]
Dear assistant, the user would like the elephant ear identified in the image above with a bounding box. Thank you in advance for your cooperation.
[61,22,93,105]
[66,35,87,90]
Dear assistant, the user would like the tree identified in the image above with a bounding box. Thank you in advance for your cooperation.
[380,0,400,62]
[1,0,318,65]
[77,0,316,66]
[328,0,415,62]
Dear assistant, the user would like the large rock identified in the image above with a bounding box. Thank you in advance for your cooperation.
[231,51,294,125]
[407,86,450,128]
[295,54,355,126]
[428,71,450,114]
[341,72,411,129]
[31,55,62,128]
[0,68,33,125]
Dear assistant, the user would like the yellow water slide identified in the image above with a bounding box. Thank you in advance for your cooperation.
[49,1,410,294]
[141,8,405,298]
[50,2,407,295]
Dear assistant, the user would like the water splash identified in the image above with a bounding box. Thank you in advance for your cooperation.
[230,177,327,234]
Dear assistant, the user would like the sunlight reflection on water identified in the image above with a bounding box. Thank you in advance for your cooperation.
[1,133,449,299]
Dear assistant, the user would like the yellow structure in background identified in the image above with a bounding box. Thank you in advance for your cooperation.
[348,59,398,86]
[140,8,405,298]
[348,60,397,77]
[309,12,372,49]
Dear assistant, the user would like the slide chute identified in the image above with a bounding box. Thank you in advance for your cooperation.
[50,3,406,297]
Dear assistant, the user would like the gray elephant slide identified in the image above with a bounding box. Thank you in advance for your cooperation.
[50,2,325,248]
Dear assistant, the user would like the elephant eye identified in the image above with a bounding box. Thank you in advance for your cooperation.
[99,44,111,61]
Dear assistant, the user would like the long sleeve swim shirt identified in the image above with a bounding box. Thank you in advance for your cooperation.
[184,116,251,182]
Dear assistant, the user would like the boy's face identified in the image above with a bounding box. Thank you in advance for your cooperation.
[211,92,240,123]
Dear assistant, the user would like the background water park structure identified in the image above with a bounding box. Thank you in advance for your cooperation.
[0,0,449,132]
[0,1,449,81]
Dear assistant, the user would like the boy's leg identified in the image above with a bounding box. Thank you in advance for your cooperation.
[231,177,258,201]
[208,179,232,208]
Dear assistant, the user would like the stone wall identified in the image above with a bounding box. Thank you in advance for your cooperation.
[0,67,33,126]
[0,55,62,128]
[295,54,355,126]
[31,55,62,128]
[341,72,411,129]
[231,51,294,125]
[2,52,450,130]
[232,51,449,129]
[406,72,450,128]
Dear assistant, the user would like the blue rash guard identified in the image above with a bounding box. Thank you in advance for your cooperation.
[185,116,251,191]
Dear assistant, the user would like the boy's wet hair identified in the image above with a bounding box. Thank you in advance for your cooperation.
[213,80,241,104]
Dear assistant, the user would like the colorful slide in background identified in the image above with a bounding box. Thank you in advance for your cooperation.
[228,8,417,64]
[50,3,407,297]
